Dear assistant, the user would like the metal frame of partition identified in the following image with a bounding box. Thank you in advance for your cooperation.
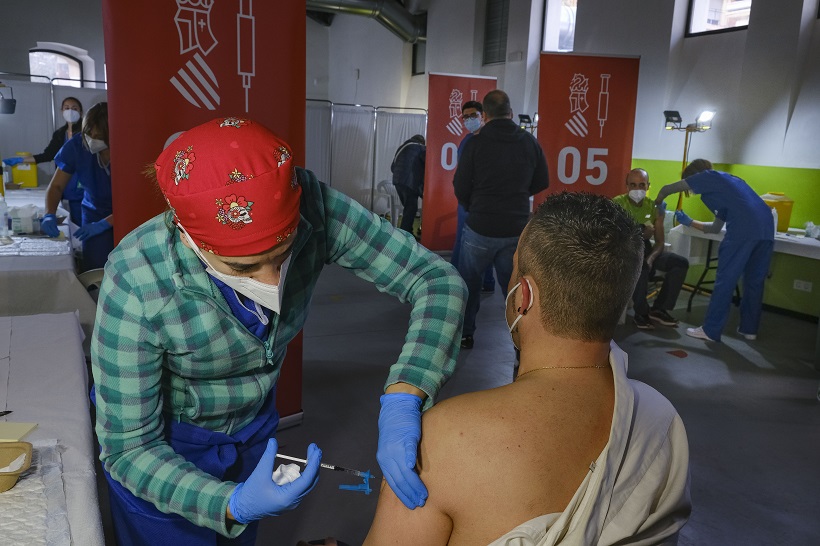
[306,99,428,212]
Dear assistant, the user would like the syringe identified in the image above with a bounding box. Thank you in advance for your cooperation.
[276,453,373,479]
[237,0,256,112]
[597,74,610,138]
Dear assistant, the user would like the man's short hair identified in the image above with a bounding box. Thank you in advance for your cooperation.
[683,159,712,179]
[626,168,649,184]
[517,192,643,342]
[482,90,511,119]
[462,101,483,114]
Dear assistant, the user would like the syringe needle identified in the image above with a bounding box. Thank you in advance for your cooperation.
[275,453,370,478]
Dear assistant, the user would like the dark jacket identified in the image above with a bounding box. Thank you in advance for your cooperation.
[33,122,82,164]
[453,118,549,238]
[391,139,426,195]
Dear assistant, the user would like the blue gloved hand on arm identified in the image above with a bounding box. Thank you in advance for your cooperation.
[75,219,112,241]
[228,439,322,524]
[377,392,427,509]
[40,214,60,238]
[656,200,668,215]
[675,210,693,226]
[1,157,23,166]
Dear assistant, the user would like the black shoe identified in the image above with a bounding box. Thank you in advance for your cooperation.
[481,285,495,294]
[649,309,679,327]
[633,314,655,330]
[460,336,474,349]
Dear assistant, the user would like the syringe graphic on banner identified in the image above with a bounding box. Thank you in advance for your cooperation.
[237,0,256,113]
[598,74,610,138]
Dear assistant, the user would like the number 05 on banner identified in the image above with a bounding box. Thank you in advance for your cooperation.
[557,147,608,186]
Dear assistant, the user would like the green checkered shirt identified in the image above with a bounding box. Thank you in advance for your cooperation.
[91,168,467,537]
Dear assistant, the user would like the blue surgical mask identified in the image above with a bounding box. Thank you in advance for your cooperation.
[63,109,81,124]
[464,117,482,133]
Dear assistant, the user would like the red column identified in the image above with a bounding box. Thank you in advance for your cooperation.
[102,0,306,419]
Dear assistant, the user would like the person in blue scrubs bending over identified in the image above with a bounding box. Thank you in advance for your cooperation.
[655,159,774,342]
[41,102,114,271]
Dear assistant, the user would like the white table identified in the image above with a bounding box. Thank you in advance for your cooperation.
[668,224,820,263]
[0,236,96,354]
[0,313,104,545]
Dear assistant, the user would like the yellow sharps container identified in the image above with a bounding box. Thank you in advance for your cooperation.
[760,192,793,233]
[11,153,36,188]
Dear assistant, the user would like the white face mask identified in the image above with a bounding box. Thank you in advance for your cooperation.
[628,189,646,203]
[181,227,290,314]
[505,280,533,350]
[63,109,81,124]
[85,135,108,154]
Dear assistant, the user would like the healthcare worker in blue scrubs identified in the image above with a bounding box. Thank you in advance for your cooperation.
[41,102,114,271]
[655,159,774,342]
[2,97,85,224]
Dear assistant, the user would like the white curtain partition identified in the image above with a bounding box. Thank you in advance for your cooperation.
[305,101,332,184]
[304,101,427,214]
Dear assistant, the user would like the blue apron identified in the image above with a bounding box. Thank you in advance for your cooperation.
[99,388,280,546]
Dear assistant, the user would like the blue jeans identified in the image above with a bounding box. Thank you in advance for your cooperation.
[457,225,518,337]
[452,204,496,290]
[703,238,773,341]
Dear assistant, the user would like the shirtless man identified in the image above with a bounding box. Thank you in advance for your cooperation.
[364,192,691,545]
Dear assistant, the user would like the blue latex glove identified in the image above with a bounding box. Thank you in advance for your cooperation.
[656,200,667,215]
[1,157,23,166]
[40,214,60,238]
[75,219,112,241]
[228,439,322,524]
[377,393,426,509]
[675,210,693,226]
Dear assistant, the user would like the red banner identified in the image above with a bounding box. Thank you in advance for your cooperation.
[422,73,497,251]
[536,54,640,205]
[102,0,306,419]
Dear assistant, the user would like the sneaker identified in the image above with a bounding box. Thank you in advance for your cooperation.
[481,285,496,294]
[736,328,757,340]
[460,336,474,349]
[686,326,715,341]
[649,309,679,327]
[633,314,655,330]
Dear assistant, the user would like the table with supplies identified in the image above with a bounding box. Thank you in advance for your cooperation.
[0,312,105,545]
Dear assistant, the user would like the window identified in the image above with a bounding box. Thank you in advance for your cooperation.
[542,0,577,53]
[412,42,426,75]
[29,49,83,87]
[687,0,752,36]
[483,0,509,65]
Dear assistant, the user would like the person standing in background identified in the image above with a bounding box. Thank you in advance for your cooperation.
[41,102,114,271]
[453,90,549,350]
[451,100,496,293]
[1,97,85,224]
[390,134,426,236]
[655,159,774,342]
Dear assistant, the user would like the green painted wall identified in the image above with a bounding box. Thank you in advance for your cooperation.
[632,159,820,319]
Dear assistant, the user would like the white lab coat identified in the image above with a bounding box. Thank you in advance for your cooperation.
[488,342,691,546]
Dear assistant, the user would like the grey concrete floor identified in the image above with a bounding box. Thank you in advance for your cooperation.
[256,263,820,545]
